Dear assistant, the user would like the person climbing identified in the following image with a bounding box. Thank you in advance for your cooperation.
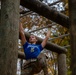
[19,22,51,75]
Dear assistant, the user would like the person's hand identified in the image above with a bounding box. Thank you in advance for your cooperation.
[46,30,50,38]
[19,23,24,33]
[19,22,26,45]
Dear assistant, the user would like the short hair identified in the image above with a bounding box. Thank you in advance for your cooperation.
[30,34,37,40]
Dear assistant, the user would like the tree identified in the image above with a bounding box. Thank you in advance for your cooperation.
[0,10,1,24]
[0,0,20,75]
[68,0,76,75]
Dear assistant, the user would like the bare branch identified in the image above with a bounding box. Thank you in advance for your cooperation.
[49,33,70,40]
[48,0,61,6]
[20,11,33,18]
[29,23,56,33]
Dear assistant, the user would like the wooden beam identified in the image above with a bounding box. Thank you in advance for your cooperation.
[48,1,61,6]
[18,51,25,59]
[20,11,33,18]
[20,10,30,14]
[20,0,69,28]
[49,33,70,40]
[29,23,56,33]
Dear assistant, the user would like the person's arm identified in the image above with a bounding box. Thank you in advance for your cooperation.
[41,30,50,48]
[19,23,27,45]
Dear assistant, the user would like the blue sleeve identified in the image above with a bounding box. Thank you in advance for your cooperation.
[38,44,44,51]
[23,42,29,49]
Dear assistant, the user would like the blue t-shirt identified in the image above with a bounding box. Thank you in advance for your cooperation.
[23,42,43,60]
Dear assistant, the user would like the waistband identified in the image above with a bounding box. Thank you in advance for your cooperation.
[26,58,37,62]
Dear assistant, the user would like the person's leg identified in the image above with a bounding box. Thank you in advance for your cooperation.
[37,53,48,75]
[21,53,49,75]
[21,68,32,75]
[42,60,48,75]
[21,62,33,75]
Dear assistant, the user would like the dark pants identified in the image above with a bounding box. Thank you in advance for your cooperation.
[21,53,48,75]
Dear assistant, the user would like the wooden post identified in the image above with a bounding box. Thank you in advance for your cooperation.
[0,0,1,24]
[58,53,67,75]
[0,10,1,25]
[0,0,20,75]
[68,0,76,75]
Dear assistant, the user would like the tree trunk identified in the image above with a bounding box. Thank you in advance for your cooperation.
[0,0,20,75]
[20,0,69,28]
[0,10,1,25]
[0,1,1,24]
[68,0,76,75]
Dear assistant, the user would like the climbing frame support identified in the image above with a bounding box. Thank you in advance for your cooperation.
[58,53,67,75]
[0,0,20,75]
